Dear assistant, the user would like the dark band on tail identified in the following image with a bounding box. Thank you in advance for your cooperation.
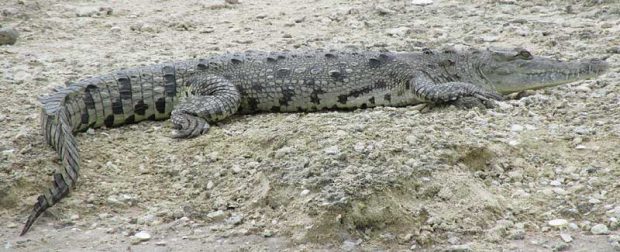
[22,62,192,235]
[22,104,79,235]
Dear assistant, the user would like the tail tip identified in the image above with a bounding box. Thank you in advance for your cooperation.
[19,195,49,236]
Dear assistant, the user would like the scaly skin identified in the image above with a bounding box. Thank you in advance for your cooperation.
[21,47,608,235]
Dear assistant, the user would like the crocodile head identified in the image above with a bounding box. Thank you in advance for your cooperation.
[478,48,609,94]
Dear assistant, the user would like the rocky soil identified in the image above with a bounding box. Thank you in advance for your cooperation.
[1,0,619,251]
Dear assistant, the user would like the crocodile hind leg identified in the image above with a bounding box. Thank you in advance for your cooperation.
[171,74,241,138]
[409,72,503,109]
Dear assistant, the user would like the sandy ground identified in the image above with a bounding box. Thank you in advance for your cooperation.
[1,0,619,251]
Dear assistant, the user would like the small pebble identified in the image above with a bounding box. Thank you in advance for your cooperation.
[324,145,340,155]
[510,124,524,132]
[226,214,243,225]
[481,35,499,42]
[206,210,226,221]
[553,188,568,195]
[589,198,601,204]
[575,145,587,150]
[411,0,434,6]
[375,6,395,15]
[300,189,310,196]
[0,27,19,45]
[132,231,151,244]
[574,85,591,92]
[552,242,570,251]
[560,233,573,243]
[341,239,358,251]
[590,224,609,235]
[275,146,293,158]
[609,217,618,228]
[231,164,243,174]
[568,223,579,230]
[263,230,273,237]
[549,219,568,227]
[606,46,620,54]
[6,222,17,228]
[386,27,411,37]
[444,244,472,252]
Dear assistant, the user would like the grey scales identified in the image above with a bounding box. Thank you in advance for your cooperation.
[21,47,609,235]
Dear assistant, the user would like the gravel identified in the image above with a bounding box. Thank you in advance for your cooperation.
[0,0,618,251]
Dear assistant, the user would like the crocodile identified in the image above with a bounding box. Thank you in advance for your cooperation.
[21,47,608,235]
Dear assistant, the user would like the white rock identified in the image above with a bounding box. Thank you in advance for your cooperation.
[226,214,243,225]
[574,84,591,92]
[568,223,579,230]
[375,6,395,15]
[549,180,562,186]
[324,145,340,155]
[590,224,609,235]
[231,164,243,174]
[575,145,587,150]
[275,146,293,158]
[510,124,524,132]
[481,35,499,42]
[134,231,152,241]
[508,140,520,146]
[411,0,433,6]
[553,188,568,195]
[560,233,573,243]
[353,142,365,152]
[386,27,411,37]
[300,189,310,196]
[548,219,568,227]
[406,135,417,145]
[206,210,226,221]
[589,198,601,204]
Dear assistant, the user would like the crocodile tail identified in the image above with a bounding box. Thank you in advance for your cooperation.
[21,61,195,235]
[21,89,81,236]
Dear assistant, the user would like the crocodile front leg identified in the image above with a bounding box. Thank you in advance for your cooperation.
[410,72,503,108]
[171,74,240,138]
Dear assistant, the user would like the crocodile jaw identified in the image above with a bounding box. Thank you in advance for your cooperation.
[481,57,609,94]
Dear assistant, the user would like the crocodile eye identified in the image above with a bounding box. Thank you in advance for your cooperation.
[516,49,532,60]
